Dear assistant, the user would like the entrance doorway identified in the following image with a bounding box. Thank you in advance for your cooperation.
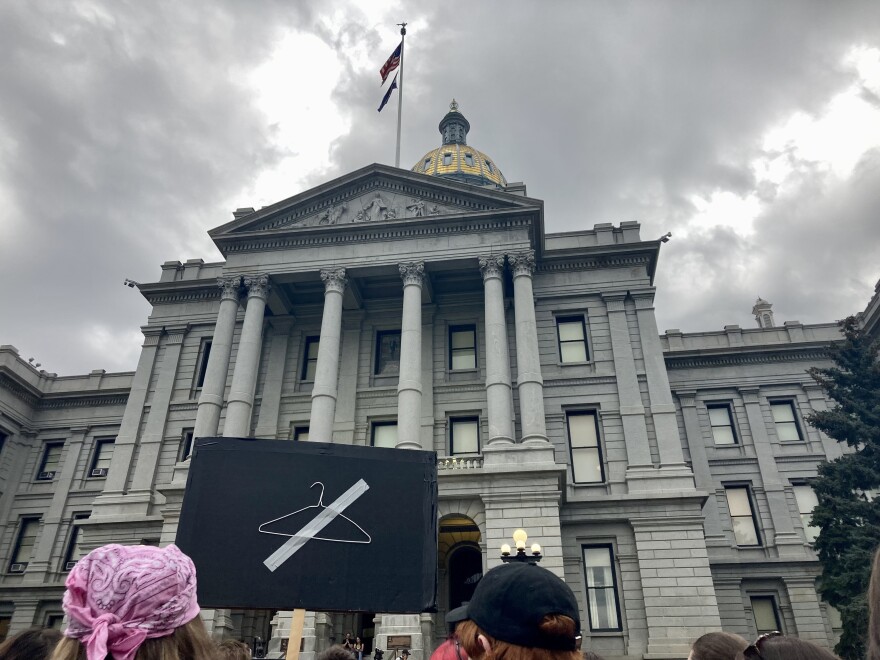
[447,545,482,609]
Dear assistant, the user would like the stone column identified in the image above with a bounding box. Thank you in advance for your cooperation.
[26,427,88,581]
[738,387,802,555]
[602,292,652,474]
[129,325,189,494]
[8,599,39,635]
[508,250,548,445]
[479,255,515,446]
[194,277,241,439]
[804,384,842,460]
[101,326,163,497]
[224,275,270,438]
[784,575,829,645]
[677,391,725,544]
[396,262,424,450]
[309,268,348,443]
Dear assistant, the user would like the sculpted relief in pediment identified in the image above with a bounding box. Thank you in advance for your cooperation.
[284,191,454,229]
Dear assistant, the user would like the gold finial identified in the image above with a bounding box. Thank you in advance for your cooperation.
[450,98,459,112]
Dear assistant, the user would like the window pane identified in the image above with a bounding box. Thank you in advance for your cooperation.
[560,342,588,363]
[94,442,114,470]
[588,588,619,630]
[451,350,476,370]
[376,332,401,375]
[568,414,598,448]
[572,448,602,483]
[751,597,779,633]
[452,420,479,454]
[451,329,475,349]
[726,488,752,517]
[712,426,736,445]
[708,406,731,426]
[303,360,317,381]
[43,445,63,472]
[794,485,819,542]
[373,424,397,448]
[14,519,40,563]
[731,516,759,546]
[776,421,801,442]
[583,547,620,631]
[583,548,612,584]
[771,402,795,423]
[558,321,585,341]
[306,339,320,360]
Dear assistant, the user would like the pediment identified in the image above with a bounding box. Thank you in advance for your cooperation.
[210,164,538,239]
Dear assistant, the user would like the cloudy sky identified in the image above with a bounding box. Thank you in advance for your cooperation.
[2,1,880,376]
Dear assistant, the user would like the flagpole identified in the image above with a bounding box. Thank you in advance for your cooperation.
[395,22,407,168]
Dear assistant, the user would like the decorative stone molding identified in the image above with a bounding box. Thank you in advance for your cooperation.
[601,291,627,312]
[0,374,39,406]
[507,250,536,277]
[320,268,348,294]
[37,394,129,410]
[218,276,242,301]
[676,391,698,408]
[738,387,761,404]
[243,274,271,300]
[164,325,190,345]
[142,326,164,347]
[665,349,830,370]
[399,261,425,287]
[478,254,505,280]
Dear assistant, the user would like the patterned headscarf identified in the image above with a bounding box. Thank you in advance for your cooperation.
[62,544,201,660]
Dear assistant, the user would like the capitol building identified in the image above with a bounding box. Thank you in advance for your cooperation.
[1,102,877,659]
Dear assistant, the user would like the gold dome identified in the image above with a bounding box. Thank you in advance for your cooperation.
[411,100,507,188]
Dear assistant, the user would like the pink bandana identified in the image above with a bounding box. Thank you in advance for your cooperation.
[62,544,201,660]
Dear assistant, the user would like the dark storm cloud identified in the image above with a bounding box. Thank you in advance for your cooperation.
[2,0,880,374]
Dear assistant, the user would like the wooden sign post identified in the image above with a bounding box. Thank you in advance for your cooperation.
[285,608,306,660]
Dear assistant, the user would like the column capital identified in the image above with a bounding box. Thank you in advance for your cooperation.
[601,290,628,312]
[630,288,656,309]
[675,390,698,407]
[320,267,348,294]
[141,325,164,347]
[478,254,505,280]
[164,324,190,345]
[738,387,761,404]
[243,274,271,300]
[217,276,242,301]
[399,261,425,287]
[508,250,536,277]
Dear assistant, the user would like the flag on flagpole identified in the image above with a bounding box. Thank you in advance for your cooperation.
[380,41,402,84]
[377,73,398,112]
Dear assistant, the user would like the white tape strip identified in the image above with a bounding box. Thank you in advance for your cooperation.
[263,479,370,572]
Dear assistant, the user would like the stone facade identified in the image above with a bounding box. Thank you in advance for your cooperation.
[0,161,872,658]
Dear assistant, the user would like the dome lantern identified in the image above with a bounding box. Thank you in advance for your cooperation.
[439,99,470,146]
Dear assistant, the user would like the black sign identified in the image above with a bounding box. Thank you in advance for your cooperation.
[175,437,437,612]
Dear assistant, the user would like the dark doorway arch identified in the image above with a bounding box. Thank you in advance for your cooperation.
[447,545,482,610]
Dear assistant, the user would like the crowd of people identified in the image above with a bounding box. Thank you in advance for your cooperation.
[2,542,880,660]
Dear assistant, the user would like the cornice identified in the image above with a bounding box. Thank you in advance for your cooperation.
[544,376,618,387]
[664,346,831,369]
[0,373,40,407]
[537,254,651,273]
[141,286,221,306]
[37,393,129,410]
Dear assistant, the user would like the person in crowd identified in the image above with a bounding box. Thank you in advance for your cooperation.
[868,546,880,660]
[735,633,840,660]
[0,627,62,660]
[689,631,748,660]
[320,644,361,660]
[50,543,216,660]
[455,562,582,660]
[216,639,251,660]
[343,633,354,653]
[355,636,365,660]
[431,638,462,660]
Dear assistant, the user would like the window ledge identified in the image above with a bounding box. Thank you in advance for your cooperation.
[585,631,625,637]
[448,368,479,374]
[556,361,593,367]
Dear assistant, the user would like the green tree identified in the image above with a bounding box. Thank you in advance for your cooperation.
[807,316,880,660]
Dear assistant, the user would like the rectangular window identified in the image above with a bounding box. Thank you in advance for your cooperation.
[88,439,114,478]
[194,340,212,389]
[486,160,494,173]
[37,442,64,480]
[293,426,310,442]
[567,412,604,484]
[423,158,431,171]
[301,336,320,381]
[10,517,40,572]
[725,486,761,546]
[556,316,589,363]
[750,596,782,635]
[464,153,474,167]
[793,484,819,543]
[443,152,452,166]
[46,615,65,630]
[371,422,398,449]
[449,325,477,370]
[582,545,622,631]
[707,403,738,445]
[450,417,480,455]
[0,430,7,455]
[64,513,90,570]
[0,617,10,642]
[771,401,802,441]
[375,330,401,376]
[179,430,194,462]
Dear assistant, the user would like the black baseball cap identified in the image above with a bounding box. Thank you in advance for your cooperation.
[446,604,469,627]
[464,563,580,651]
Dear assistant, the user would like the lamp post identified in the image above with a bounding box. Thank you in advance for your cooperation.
[499,528,542,564]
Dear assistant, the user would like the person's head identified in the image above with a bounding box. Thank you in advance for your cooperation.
[320,644,361,660]
[432,638,465,660]
[50,543,215,660]
[735,633,840,660]
[689,632,748,660]
[869,546,880,660]
[456,563,581,660]
[401,651,410,659]
[217,639,251,660]
[0,627,62,660]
